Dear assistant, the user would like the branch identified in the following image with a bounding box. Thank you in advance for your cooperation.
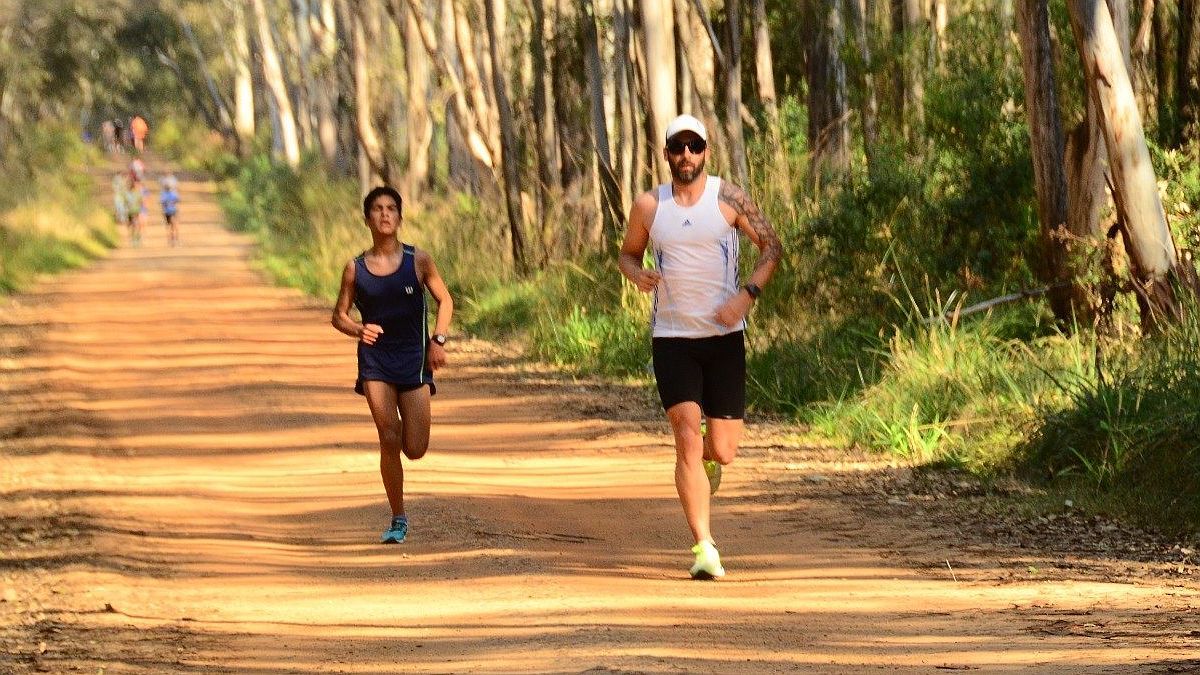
[923,283,1071,325]
[688,0,727,70]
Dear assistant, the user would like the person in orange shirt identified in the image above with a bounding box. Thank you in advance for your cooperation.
[130,115,148,152]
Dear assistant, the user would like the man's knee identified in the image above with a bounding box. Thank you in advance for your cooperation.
[709,438,737,465]
[403,442,428,460]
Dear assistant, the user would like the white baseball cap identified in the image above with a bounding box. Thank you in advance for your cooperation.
[664,114,707,143]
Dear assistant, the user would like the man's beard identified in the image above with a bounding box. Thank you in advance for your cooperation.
[669,155,706,184]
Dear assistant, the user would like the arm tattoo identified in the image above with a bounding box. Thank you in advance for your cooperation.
[718,181,783,274]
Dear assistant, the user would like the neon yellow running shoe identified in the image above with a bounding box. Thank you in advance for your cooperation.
[689,540,726,580]
[704,459,722,495]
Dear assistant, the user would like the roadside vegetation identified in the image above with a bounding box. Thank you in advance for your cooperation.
[0,125,118,293]
[6,0,1200,539]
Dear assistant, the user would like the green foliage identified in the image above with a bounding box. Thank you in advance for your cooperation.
[219,154,363,300]
[0,125,118,293]
[1019,312,1200,536]
[153,116,238,176]
[812,309,1089,470]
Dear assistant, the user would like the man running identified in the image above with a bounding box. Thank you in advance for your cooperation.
[331,186,454,544]
[617,114,782,579]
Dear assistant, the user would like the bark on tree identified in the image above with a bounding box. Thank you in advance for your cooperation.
[349,0,389,187]
[311,0,339,165]
[614,0,638,212]
[582,0,624,245]
[453,0,501,163]
[1016,0,1083,323]
[399,0,432,201]
[251,0,301,166]
[809,0,850,180]
[723,0,749,185]
[484,0,528,272]
[530,0,558,244]
[891,0,924,146]
[675,0,724,171]
[1068,0,1197,328]
[750,0,781,162]
[179,18,235,139]
[931,0,947,63]
[1130,0,1156,124]
[1180,0,1200,142]
[640,0,676,178]
[283,0,314,149]
[402,0,495,170]
[847,0,880,174]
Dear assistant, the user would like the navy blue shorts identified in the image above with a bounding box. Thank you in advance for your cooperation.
[651,331,745,419]
[355,342,435,396]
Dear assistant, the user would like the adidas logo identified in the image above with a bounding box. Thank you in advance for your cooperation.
[682,219,693,227]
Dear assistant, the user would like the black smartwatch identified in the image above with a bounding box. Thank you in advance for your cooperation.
[743,283,762,300]
[431,334,448,346]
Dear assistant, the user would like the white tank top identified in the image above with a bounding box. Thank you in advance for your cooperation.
[648,175,743,338]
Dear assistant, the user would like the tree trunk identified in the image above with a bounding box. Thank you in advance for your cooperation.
[284,0,314,150]
[723,0,749,185]
[251,0,301,166]
[1068,0,1195,328]
[640,0,676,177]
[399,0,432,201]
[453,0,500,164]
[582,0,623,246]
[402,0,495,170]
[484,0,527,272]
[676,0,724,170]
[902,0,924,147]
[748,0,787,181]
[179,18,235,138]
[310,0,339,165]
[530,0,557,250]
[847,0,879,173]
[614,0,638,214]
[809,0,850,180]
[349,0,389,188]
[1016,0,1083,323]
[232,0,256,153]
[931,0,947,63]
[1180,0,1200,142]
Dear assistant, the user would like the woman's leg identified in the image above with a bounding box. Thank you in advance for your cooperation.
[363,381,405,515]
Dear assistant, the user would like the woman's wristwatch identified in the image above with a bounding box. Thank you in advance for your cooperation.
[743,283,762,300]
[432,334,448,346]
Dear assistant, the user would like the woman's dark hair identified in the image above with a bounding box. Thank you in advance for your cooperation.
[362,186,403,219]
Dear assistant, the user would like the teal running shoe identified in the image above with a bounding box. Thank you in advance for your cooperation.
[689,540,726,580]
[380,516,408,544]
[704,459,722,495]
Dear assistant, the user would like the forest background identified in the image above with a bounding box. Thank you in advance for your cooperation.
[3,0,1200,538]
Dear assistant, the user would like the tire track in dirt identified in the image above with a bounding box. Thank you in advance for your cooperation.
[2,160,1198,673]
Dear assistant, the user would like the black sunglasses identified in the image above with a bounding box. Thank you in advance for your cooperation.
[666,138,707,155]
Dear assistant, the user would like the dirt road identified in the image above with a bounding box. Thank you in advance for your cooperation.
[2,166,1198,673]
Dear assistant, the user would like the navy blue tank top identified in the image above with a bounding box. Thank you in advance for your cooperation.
[353,244,427,349]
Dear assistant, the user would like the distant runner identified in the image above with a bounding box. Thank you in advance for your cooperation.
[160,175,181,247]
[618,114,782,580]
[331,186,454,544]
[130,115,148,152]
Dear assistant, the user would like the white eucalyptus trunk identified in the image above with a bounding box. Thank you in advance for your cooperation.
[232,0,255,151]
[1068,0,1189,325]
[639,0,676,176]
[251,0,301,166]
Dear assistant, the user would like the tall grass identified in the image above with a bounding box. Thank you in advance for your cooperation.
[0,125,118,294]
[809,307,1090,470]
[1020,309,1200,537]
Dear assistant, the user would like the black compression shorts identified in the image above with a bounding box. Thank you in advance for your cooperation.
[651,330,746,419]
